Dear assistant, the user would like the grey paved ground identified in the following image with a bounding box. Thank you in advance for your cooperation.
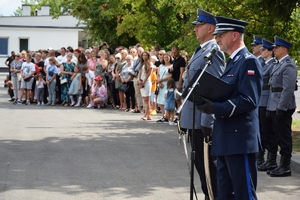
[0,73,300,200]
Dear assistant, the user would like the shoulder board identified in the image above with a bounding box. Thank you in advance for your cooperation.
[244,52,252,59]
[233,55,241,62]
[286,59,291,63]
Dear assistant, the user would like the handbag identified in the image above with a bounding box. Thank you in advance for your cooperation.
[155,86,159,95]
[60,76,67,84]
[119,83,129,92]
[17,73,22,82]
[24,77,32,82]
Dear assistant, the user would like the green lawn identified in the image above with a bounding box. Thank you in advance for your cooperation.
[292,119,300,153]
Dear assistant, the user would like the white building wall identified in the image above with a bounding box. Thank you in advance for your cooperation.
[21,5,31,16]
[0,27,79,66]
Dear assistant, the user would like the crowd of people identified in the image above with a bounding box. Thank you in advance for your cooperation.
[3,8,298,199]
[4,43,189,125]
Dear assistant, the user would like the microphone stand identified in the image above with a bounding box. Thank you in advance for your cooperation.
[176,59,214,200]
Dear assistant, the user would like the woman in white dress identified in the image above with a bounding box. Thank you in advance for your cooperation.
[156,53,172,120]
[138,51,153,120]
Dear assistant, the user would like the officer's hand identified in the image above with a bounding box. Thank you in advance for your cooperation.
[276,109,284,118]
[266,110,271,118]
[196,97,214,114]
[201,126,212,143]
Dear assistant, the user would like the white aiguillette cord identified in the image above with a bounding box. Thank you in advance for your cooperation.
[177,123,198,200]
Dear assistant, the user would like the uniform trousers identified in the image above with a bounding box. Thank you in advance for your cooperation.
[217,153,257,200]
[259,106,275,152]
[189,129,217,197]
[269,109,294,158]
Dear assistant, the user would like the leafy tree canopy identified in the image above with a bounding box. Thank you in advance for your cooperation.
[19,0,300,61]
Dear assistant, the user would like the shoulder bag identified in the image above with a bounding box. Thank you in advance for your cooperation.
[14,62,22,81]
[119,83,129,92]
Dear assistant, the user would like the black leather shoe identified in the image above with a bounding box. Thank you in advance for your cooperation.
[269,165,291,177]
[256,151,265,166]
[267,166,280,175]
[258,161,277,171]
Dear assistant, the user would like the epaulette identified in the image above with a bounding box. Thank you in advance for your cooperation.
[244,52,252,59]
[233,55,241,63]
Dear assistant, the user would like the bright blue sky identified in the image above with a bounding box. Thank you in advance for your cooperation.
[0,0,22,16]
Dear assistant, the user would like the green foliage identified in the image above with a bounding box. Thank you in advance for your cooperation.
[13,7,22,16]
[15,0,300,62]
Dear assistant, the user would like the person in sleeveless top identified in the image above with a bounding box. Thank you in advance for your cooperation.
[156,53,172,122]
[87,50,97,73]
[95,50,108,88]
[138,51,153,120]
[77,53,88,106]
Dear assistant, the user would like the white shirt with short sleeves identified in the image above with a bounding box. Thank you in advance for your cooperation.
[21,62,35,77]
[85,69,95,87]
[56,55,67,65]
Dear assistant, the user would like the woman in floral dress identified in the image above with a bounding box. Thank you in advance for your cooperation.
[60,53,75,106]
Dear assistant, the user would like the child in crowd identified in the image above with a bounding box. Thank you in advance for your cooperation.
[82,66,95,107]
[164,78,178,125]
[87,76,107,108]
[36,73,46,105]
[150,66,157,115]
[7,81,14,101]
[4,75,9,88]
[46,57,58,106]
[68,66,83,107]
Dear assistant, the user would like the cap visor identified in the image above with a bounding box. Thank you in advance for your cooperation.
[212,30,228,35]
[191,20,206,25]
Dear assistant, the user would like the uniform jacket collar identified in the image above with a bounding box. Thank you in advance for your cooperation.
[222,47,248,76]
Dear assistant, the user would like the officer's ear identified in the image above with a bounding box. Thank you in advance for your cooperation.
[207,24,214,34]
[231,31,240,42]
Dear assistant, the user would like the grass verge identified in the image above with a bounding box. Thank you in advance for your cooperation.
[292,119,300,153]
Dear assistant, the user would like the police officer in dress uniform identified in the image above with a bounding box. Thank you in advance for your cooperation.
[180,8,225,200]
[197,16,262,200]
[266,36,297,177]
[257,39,278,172]
[251,35,266,166]
[251,35,265,67]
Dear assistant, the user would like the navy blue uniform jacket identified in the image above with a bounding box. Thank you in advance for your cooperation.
[211,47,262,156]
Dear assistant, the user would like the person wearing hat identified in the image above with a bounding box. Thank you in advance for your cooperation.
[179,8,225,200]
[251,35,265,66]
[266,36,297,177]
[256,39,277,172]
[197,16,262,199]
[87,76,107,108]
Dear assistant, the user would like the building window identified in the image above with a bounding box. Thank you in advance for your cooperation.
[0,38,8,56]
[20,39,28,52]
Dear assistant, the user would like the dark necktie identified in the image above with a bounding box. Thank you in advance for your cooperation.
[195,46,201,54]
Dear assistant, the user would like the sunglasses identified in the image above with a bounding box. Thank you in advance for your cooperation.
[16,55,20,57]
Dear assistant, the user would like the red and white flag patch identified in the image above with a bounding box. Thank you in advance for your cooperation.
[247,70,255,75]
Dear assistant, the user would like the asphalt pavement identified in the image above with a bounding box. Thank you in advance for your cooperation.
[0,73,300,200]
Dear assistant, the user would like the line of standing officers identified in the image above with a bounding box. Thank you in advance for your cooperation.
[251,35,297,178]
[180,8,297,200]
